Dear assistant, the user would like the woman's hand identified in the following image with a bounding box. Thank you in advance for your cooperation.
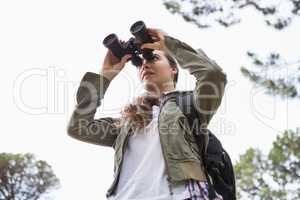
[100,50,132,81]
[141,28,168,52]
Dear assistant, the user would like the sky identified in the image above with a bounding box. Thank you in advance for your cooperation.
[1,0,300,199]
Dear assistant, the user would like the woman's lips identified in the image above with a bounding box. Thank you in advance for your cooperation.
[142,72,155,79]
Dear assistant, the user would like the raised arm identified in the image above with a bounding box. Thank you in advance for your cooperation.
[67,72,121,147]
[67,51,132,148]
[141,29,227,129]
[164,35,227,128]
[141,30,227,152]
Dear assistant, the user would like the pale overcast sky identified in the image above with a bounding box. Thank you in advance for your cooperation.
[1,0,299,199]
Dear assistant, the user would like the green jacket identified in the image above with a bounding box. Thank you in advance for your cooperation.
[67,35,227,198]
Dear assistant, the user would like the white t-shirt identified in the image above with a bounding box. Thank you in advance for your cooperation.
[108,103,191,200]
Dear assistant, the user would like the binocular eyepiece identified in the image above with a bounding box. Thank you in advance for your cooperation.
[102,21,155,67]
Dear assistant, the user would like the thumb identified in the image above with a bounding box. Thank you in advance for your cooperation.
[115,54,132,69]
[121,54,132,64]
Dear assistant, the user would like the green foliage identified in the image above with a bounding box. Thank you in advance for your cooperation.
[161,0,300,100]
[0,153,60,200]
[234,129,300,200]
[240,52,299,99]
[162,0,300,30]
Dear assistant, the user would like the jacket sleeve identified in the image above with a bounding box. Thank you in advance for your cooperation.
[164,35,227,129]
[67,72,121,147]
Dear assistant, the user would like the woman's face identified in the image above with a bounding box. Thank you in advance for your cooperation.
[137,50,177,93]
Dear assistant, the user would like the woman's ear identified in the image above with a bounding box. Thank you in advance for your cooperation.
[172,67,178,75]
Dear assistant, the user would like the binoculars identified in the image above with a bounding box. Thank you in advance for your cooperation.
[102,21,155,67]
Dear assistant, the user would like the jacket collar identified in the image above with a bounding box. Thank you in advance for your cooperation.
[162,89,177,95]
[158,89,178,107]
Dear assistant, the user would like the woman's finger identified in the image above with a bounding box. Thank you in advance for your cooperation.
[148,30,158,36]
[148,28,166,36]
[151,36,159,42]
[147,28,159,36]
[147,28,159,33]
[141,42,160,50]
[115,54,132,69]
[120,54,132,64]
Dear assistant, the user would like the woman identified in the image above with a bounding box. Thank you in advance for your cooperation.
[67,28,227,200]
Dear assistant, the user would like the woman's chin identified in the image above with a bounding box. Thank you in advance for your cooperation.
[143,81,160,93]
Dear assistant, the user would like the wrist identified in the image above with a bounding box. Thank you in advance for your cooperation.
[100,71,115,81]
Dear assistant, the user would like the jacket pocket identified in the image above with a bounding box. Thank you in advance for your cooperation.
[166,128,197,160]
[176,116,201,161]
[177,160,207,181]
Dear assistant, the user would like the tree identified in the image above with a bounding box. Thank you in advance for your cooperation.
[162,0,300,30]
[241,51,300,99]
[0,153,60,200]
[161,0,300,98]
[234,128,300,200]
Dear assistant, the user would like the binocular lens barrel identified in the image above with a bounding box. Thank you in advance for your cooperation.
[103,21,155,67]
[102,33,124,60]
[130,21,153,44]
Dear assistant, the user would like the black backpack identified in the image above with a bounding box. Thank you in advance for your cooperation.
[173,90,236,200]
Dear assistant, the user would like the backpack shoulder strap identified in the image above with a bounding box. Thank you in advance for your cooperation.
[175,91,197,121]
[175,90,208,154]
[175,90,218,200]
[175,91,237,200]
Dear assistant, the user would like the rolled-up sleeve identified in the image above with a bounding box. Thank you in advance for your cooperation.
[67,72,121,147]
[164,35,227,128]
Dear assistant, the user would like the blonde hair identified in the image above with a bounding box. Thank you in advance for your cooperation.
[114,52,179,131]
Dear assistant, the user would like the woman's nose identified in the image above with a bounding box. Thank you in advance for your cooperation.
[141,62,151,70]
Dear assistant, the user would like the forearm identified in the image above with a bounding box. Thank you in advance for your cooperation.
[164,35,227,127]
[100,70,116,82]
[164,35,226,76]
[67,72,120,147]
